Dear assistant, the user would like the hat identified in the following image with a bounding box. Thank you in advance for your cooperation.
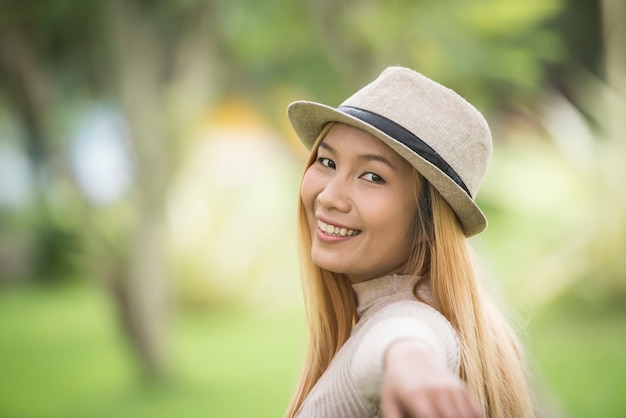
[287,66,492,236]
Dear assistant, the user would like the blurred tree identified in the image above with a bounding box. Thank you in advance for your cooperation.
[0,0,221,378]
[0,6,86,281]
[97,0,218,377]
[214,0,567,114]
[535,0,626,304]
[479,0,626,309]
[1,0,605,377]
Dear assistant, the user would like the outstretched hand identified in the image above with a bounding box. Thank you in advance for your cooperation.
[381,339,484,418]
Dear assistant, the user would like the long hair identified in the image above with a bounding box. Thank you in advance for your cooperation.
[286,125,534,418]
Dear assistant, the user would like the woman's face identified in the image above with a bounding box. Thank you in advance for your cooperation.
[300,123,418,283]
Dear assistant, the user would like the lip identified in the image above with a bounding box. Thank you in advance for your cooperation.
[315,215,356,231]
[314,215,362,243]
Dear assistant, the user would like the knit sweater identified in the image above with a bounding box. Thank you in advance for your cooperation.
[294,274,460,418]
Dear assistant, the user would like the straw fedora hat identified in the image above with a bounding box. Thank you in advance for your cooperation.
[287,66,492,236]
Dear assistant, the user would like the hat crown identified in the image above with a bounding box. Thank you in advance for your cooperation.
[340,67,492,198]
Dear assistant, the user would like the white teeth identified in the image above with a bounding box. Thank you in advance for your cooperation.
[317,220,359,237]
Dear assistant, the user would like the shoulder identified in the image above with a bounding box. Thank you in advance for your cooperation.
[355,300,459,370]
[349,300,460,402]
[357,299,457,346]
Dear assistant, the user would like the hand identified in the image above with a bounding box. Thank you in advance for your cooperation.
[380,339,484,418]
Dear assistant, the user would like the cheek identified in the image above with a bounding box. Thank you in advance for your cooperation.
[373,198,416,249]
[397,205,419,254]
[300,167,319,209]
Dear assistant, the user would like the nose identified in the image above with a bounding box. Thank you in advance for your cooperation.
[316,175,351,213]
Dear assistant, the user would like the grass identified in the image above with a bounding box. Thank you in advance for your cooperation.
[0,282,625,418]
[0,283,304,418]
[529,294,626,418]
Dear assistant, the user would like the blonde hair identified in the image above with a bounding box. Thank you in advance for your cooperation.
[286,124,534,418]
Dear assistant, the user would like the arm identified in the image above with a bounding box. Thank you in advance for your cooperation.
[381,339,483,418]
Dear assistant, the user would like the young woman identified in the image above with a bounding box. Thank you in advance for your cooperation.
[285,67,534,418]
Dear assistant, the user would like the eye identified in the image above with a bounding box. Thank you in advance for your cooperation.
[318,157,336,169]
[360,172,386,184]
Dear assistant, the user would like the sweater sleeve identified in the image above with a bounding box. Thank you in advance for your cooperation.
[349,301,460,402]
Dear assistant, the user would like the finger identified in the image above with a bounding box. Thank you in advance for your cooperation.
[401,387,482,418]
[400,395,437,418]
[420,391,459,418]
[433,391,461,418]
[448,390,484,418]
[380,390,403,418]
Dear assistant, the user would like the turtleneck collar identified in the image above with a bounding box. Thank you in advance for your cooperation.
[352,274,432,319]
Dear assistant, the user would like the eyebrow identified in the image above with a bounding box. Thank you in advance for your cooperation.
[319,141,397,169]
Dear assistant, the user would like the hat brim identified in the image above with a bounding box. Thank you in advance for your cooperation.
[288,100,487,236]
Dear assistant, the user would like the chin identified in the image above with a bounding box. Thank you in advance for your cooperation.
[311,253,350,275]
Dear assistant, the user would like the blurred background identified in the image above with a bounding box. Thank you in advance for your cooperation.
[0,0,624,417]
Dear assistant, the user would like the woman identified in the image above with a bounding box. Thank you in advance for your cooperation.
[285,67,534,418]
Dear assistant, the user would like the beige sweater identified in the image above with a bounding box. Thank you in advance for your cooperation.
[295,274,460,418]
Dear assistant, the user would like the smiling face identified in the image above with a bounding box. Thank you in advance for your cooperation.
[300,123,419,283]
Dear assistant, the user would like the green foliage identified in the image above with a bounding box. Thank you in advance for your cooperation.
[208,0,567,109]
[0,0,580,285]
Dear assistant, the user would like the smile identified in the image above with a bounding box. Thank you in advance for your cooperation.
[317,219,361,237]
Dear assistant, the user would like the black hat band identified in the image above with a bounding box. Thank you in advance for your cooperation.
[338,105,471,198]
